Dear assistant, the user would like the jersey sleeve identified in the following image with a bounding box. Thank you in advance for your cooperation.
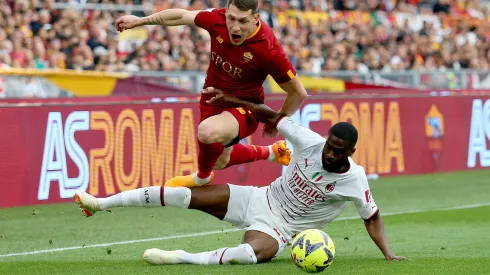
[351,173,379,220]
[194,8,219,32]
[276,116,325,153]
[264,40,297,84]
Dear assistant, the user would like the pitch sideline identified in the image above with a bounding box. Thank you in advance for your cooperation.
[1,202,489,258]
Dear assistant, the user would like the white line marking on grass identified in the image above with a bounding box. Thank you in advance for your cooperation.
[0,229,241,258]
[335,202,490,221]
[1,202,489,258]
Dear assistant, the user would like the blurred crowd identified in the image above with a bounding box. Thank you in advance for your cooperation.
[1,0,490,73]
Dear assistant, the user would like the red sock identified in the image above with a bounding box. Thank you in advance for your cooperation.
[197,140,224,179]
[225,143,270,168]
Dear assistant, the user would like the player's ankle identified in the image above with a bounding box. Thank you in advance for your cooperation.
[196,170,212,179]
[267,145,274,161]
[194,172,213,184]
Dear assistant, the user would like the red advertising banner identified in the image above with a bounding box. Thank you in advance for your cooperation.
[0,95,489,208]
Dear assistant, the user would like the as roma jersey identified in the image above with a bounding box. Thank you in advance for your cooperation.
[194,8,296,107]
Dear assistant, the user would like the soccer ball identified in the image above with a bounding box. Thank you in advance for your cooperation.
[290,229,336,273]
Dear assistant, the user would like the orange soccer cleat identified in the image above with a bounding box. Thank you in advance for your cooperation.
[270,140,292,166]
[164,172,215,188]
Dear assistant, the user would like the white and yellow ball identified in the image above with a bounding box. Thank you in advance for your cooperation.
[290,229,336,273]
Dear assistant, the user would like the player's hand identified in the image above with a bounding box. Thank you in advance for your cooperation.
[262,123,279,138]
[385,255,408,261]
[202,87,239,104]
[115,15,142,32]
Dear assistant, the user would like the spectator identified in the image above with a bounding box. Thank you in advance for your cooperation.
[0,0,489,74]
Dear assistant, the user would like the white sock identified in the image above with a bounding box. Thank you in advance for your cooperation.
[98,186,161,210]
[267,145,274,161]
[193,172,213,185]
[97,186,191,210]
[178,244,257,265]
[162,187,192,208]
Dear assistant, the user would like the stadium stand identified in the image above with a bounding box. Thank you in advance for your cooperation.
[0,0,489,73]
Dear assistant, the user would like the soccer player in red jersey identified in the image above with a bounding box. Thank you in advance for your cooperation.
[115,0,307,188]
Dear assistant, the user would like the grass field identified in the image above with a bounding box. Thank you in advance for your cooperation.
[1,170,490,275]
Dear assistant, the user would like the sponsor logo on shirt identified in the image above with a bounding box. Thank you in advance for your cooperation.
[288,164,327,206]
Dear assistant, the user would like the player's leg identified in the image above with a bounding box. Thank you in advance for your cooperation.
[164,107,292,188]
[74,183,230,218]
[218,140,291,169]
[75,183,274,265]
[216,107,291,169]
[142,185,284,265]
[164,111,239,188]
[243,229,281,262]
[143,230,279,265]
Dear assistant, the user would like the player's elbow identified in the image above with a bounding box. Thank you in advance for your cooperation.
[282,78,307,100]
[364,210,381,223]
[180,10,199,26]
[293,81,308,99]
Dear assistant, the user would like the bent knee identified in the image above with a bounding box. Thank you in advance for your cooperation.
[253,246,277,263]
[198,113,239,144]
[198,122,234,144]
[197,122,219,144]
[244,232,280,263]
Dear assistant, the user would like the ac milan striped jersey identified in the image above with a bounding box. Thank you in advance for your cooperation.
[267,117,379,235]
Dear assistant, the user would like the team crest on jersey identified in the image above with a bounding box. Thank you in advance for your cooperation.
[325,182,336,193]
[216,36,223,43]
[243,52,253,62]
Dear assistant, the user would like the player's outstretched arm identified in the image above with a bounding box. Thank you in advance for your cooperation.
[364,212,406,261]
[115,9,199,31]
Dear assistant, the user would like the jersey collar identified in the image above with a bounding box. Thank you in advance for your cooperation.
[245,20,262,41]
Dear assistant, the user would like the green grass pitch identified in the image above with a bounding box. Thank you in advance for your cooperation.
[1,169,490,275]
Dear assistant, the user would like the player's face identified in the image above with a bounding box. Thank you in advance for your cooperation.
[226,4,259,46]
[322,134,355,171]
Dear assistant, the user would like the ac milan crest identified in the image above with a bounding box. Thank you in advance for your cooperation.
[325,182,336,193]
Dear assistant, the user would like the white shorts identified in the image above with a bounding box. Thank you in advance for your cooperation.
[224,184,291,257]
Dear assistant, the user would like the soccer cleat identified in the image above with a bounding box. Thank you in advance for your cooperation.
[74,191,100,217]
[271,140,292,166]
[143,248,185,265]
[164,172,215,188]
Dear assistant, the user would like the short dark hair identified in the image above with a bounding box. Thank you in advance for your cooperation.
[329,122,358,147]
[228,0,258,14]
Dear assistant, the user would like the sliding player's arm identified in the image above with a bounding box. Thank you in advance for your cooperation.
[363,212,404,260]
[203,87,282,125]
[203,87,322,150]
[115,8,208,31]
[353,175,405,261]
